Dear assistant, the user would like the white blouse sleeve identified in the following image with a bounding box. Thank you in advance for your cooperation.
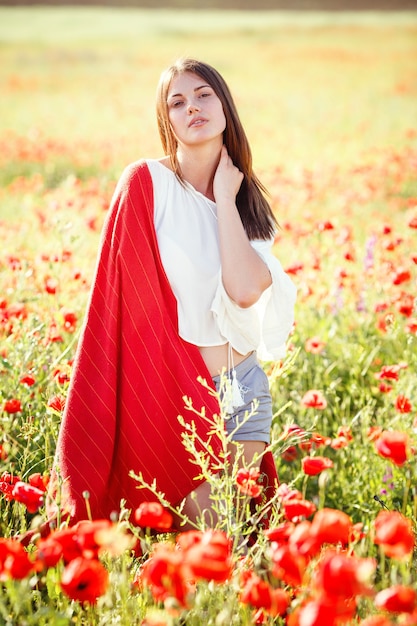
[211,238,297,361]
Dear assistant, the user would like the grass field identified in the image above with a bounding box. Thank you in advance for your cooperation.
[0,7,417,624]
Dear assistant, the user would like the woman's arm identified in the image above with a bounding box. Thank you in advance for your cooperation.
[213,146,272,308]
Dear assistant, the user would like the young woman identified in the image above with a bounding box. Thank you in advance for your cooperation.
[47,58,296,530]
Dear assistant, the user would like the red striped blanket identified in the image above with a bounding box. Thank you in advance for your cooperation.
[47,160,278,524]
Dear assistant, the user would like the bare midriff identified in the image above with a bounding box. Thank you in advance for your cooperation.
[199,343,251,378]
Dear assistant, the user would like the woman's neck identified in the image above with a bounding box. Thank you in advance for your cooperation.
[176,145,221,200]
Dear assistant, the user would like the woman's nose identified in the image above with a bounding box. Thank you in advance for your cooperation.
[187,101,200,114]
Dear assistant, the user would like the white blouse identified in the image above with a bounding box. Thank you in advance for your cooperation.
[147,159,296,361]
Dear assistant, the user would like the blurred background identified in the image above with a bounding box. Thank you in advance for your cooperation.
[2,0,417,9]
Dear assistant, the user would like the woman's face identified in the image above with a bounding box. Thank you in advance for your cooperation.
[166,71,226,149]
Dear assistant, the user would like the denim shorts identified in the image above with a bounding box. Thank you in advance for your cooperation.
[212,351,272,444]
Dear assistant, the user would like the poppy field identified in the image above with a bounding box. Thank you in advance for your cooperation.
[0,6,417,625]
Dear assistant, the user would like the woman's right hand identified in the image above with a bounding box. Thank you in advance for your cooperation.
[213,145,244,205]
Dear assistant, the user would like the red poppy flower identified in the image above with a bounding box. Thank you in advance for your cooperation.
[301,390,327,410]
[236,467,262,498]
[375,430,410,466]
[395,292,414,317]
[305,337,326,354]
[134,502,173,531]
[139,542,190,607]
[302,456,334,476]
[73,519,115,558]
[240,571,289,617]
[379,382,393,393]
[3,398,22,414]
[374,365,402,381]
[264,522,295,544]
[270,543,307,587]
[367,426,383,442]
[295,598,340,626]
[61,309,78,333]
[310,508,353,547]
[392,268,411,285]
[288,520,320,558]
[0,538,34,580]
[282,445,298,462]
[313,549,376,599]
[176,529,204,551]
[11,481,44,513]
[60,556,109,604]
[20,374,36,386]
[394,395,412,413]
[408,214,417,229]
[310,432,332,447]
[375,585,417,613]
[28,472,49,492]
[44,276,59,294]
[405,318,417,334]
[283,498,316,521]
[374,510,415,559]
[185,530,233,583]
[36,526,81,567]
[47,394,66,412]
[0,472,22,500]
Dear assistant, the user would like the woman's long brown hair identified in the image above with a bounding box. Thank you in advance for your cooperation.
[156,58,277,241]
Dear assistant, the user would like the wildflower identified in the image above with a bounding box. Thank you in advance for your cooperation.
[375,585,417,613]
[0,472,21,500]
[378,382,393,393]
[134,502,173,531]
[264,521,295,544]
[270,543,307,587]
[184,529,233,583]
[3,398,22,414]
[283,497,316,522]
[20,374,36,386]
[395,292,414,317]
[302,456,334,476]
[367,426,383,441]
[240,571,289,617]
[282,445,298,462]
[375,430,410,466]
[288,520,320,558]
[60,556,109,604]
[139,542,190,607]
[310,508,353,547]
[313,549,376,599]
[405,318,417,334]
[305,336,326,354]
[47,394,66,412]
[301,390,327,410]
[61,309,78,333]
[0,538,34,580]
[236,467,262,498]
[374,364,403,381]
[28,472,49,492]
[293,598,345,626]
[44,276,59,294]
[374,510,415,558]
[392,268,411,285]
[11,481,44,513]
[394,395,412,413]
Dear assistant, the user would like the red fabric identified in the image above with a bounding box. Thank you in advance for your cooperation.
[48,160,278,524]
